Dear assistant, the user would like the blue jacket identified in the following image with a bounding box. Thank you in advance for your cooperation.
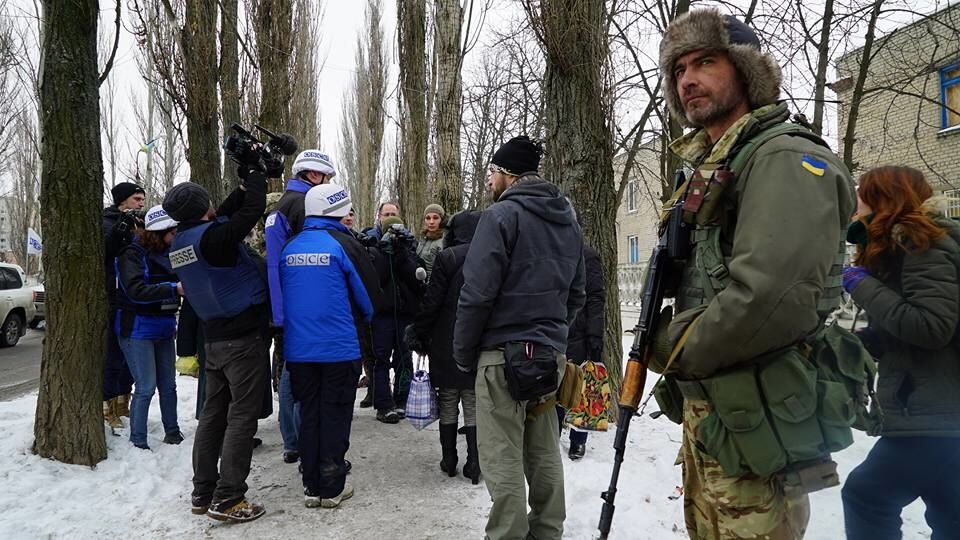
[265,178,311,326]
[281,217,375,363]
[114,242,179,339]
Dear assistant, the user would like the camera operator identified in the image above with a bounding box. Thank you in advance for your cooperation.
[162,167,269,524]
[369,216,425,423]
[102,182,146,429]
[264,149,337,465]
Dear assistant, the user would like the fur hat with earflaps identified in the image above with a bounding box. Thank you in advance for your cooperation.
[659,9,782,127]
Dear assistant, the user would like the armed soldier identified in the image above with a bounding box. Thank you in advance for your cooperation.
[645,10,856,539]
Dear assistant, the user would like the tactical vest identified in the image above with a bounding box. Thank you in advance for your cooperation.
[115,243,180,317]
[169,218,268,322]
[654,122,880,494]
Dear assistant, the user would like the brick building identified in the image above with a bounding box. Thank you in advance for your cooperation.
[833,3,960,214]
[613,140,663,301]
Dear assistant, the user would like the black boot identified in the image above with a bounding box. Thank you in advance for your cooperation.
[462,425,481,485]
[439,423,458,477]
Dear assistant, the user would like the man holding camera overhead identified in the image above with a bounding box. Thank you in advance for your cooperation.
[163,165,269,523]
[264,149,337,465]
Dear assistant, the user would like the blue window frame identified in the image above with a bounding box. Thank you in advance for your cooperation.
[941,62,960,129]
[628,235,639,264]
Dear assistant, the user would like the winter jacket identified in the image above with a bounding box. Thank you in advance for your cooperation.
[280,217,375,363]
[264,178,311,326]
[665,103,856,380]
[453,175,587,371]
[172,173,269,342]
[567,245,605,363]
[411,212,481,389]
[850,213,960,437]
[370,234,425,318]
[114,242,180,339]
[415,230,445,280]
[103,205,132,310]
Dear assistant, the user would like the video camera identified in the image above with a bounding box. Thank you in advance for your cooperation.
[379,223,415,254]
[223,123,298,178]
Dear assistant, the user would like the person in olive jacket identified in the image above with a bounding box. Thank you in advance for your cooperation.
[840,166,960,539]
[406,210,483,484]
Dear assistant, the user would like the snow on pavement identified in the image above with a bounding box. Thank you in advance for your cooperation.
[0,338,932,539]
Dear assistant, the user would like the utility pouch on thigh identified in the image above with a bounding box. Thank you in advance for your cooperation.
[777,456,840,497]
[556,362,584,410]
[811,323,882,437]
[698,367,787,476]
[758,349,825,463]
[652,376,684,424]
[503,342,559,402]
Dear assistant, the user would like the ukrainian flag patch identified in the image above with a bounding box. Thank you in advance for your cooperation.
[801,155,826,176]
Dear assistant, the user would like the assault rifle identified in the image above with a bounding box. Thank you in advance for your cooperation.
[598,170,690,539]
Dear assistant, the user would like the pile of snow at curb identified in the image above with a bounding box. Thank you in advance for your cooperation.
[0,337,931,538]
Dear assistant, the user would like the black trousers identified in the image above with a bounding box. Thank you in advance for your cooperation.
[371,314,413,411]
[288,360,361,498]
[103,312,134,401]
[191,332,267,504]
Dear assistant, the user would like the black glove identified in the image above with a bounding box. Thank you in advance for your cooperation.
[403,324,426,355]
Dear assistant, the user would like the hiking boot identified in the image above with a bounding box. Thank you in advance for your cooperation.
[439,423,458,477]
[462,426,481,485]
[569,440,586,460]
[103,399,122,430]
[207,498,266,522]
[116,394,131,417]
[132,441,151,451]
[163,431,184,445]
[191,495,211,515]
[305,483,354,508]
[359,391,373,408]
[283,450,300,464]
[376,409,401,424]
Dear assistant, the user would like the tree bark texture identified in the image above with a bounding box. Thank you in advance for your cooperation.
[183,0,224,201]
[34,0,108,465]
[397,0,429,229]
[289,0,319,150]
[255,0,293,192]
[529,0,623,400]
[842,0,883,172]
[432,0,463,213]
[220,0,241,188]
[811,0,835,136]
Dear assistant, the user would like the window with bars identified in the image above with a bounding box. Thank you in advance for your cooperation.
[945,188,960,218]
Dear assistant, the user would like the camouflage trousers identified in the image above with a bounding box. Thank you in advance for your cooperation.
[681,399,810,540]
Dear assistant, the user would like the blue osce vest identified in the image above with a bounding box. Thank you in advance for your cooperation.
[169,218,267,321]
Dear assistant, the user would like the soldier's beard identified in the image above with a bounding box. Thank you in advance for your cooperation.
[684,86,744,128]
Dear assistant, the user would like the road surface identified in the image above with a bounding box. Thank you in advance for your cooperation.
[0,329,43,401]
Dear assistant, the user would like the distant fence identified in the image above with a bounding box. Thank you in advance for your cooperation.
[617,263,647,305]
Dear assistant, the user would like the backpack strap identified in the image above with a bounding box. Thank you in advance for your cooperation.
[727,122,829,176]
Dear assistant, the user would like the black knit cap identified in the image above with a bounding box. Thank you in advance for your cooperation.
[162,182,211,222]
[111,182,145,206]
[490,136,544,176]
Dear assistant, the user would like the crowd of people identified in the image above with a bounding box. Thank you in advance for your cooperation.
[94,7,960,540]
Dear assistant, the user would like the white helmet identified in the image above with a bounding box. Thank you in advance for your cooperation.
[305,184,351,218]
[292,149,337,179]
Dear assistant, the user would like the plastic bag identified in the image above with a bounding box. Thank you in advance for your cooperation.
[405,356,438,431]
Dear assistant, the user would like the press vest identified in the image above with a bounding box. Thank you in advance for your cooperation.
[169,218,267,322]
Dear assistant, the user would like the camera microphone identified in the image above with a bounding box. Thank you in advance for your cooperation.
[271,133,298,156]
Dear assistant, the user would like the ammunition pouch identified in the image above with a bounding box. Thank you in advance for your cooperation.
[681,325,879,492]
[652,377,684,424]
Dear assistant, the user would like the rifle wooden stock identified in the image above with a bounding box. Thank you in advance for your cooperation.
[619,356,649,410]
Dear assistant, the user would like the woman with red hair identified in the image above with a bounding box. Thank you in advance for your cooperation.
[840,166,960,539]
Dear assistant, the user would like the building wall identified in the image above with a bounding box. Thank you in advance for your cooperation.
[835,4,960,194]
[614,142,662,268]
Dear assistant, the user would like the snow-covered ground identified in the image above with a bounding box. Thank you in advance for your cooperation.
[0,337,932,539]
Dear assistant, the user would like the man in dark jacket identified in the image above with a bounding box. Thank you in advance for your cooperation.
[102,182,146,428]
[407,210,483,483]
[369,216,425,423]
[163,169,269,523]
[559,244,604,461]
[264,149,337,464]
[454,136,586,540]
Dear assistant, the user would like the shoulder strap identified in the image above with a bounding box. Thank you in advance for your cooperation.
[727,122,829,175]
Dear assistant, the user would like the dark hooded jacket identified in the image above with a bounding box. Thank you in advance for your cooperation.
[453,175,586,371]
[567,244,605,363]
[103,205,132,309]
[411,211,481,389]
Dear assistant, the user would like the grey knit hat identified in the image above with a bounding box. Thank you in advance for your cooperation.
[162,182,211,222]
[423,203,446,219]
[659,9,782,127]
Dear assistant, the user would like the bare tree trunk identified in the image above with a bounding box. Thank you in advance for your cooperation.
[432,0,463,213]
[811,0,835,135]
[183,0,224,201]
[289,0,320,150]
[397,0,429,228]
[220,0,240,188]
[842,0,884,172]
[255,0,293,191]
[33,0,107,465]
[526,0,622,401]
